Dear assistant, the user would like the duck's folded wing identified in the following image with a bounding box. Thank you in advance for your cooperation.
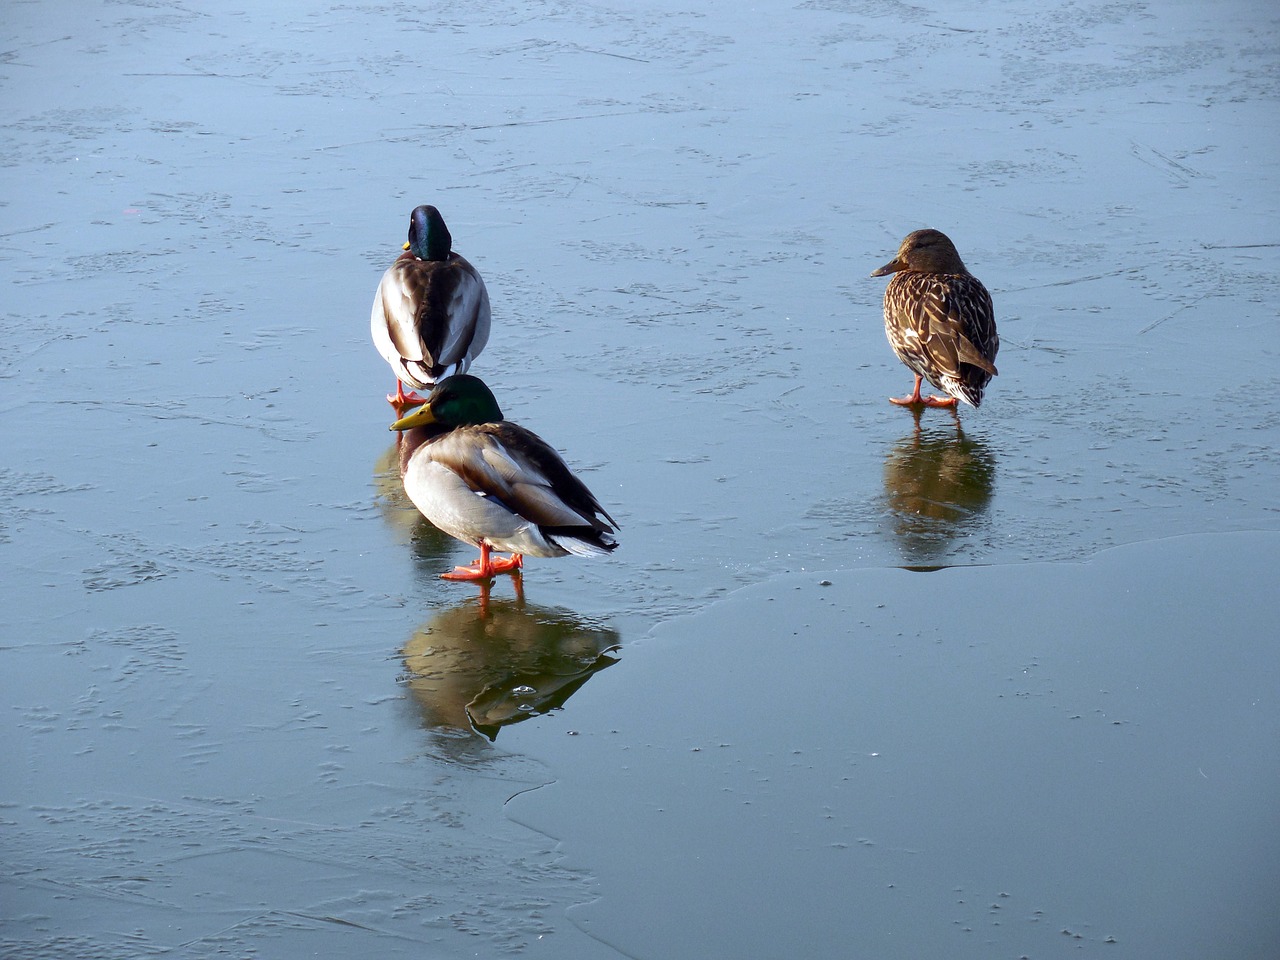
[954,333,997,376]
[429,426,617,532]
[903,275,998,377]
[940,276,999,374]
[422,256,490,371]
[378,263,429,364]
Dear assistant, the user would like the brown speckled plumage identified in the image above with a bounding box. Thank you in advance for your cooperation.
[871,229,999,408]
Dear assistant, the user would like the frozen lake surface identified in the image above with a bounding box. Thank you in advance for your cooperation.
[3,0,1279,957]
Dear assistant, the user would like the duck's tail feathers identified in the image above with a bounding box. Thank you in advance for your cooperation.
[544,527,619,557]
[939,374,985,408]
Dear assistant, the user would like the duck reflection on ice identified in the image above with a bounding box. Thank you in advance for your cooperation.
[881,409,996,569]
[373,429,433,540]
[373,430,457,576]
[400,586,620,741]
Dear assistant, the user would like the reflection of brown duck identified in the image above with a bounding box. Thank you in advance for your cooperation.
[882,413,996,566]
[401,590,620,741]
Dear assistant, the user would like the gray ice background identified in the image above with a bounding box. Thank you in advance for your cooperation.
[3,1,1279,958]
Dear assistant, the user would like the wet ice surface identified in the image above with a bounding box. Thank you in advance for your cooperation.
[506,533,1280,958]
[2,0,1279,958]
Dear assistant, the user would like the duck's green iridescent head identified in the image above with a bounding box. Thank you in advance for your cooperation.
[389,374,504,432]
[406,204,453,262]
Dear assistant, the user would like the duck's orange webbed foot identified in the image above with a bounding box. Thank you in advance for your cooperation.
[888,375,956,408]
[891,394,958,408]
[487,553,523,575]
[439,545,523,581]
[441,563,490,581]
[889,374,925,407]
[388,382,427,411]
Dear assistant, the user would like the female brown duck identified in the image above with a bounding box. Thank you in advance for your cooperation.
[871,229,999,409]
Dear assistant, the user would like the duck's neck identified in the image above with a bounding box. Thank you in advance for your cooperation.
[423,234,451,261]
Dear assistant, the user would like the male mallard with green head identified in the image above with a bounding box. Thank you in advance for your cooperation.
[372,205,491,410]
[871,229,999,409]
[390,375,619,581]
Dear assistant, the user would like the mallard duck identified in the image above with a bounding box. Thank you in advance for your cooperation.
[870,229,999,408]
[389,375,619,581]
[371,205,491,409]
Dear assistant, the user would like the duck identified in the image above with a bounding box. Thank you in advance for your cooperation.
[372,205,491,410]
[389,375,619,581]
[870,228,999,409]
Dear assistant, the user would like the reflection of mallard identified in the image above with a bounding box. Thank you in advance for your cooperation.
[882,418,995,566]
[401,594,620,741]
[371,205,491,411]
[390,375,619,581]
[372,434,427,541]
[870,229,999,409]
[372,432,458,575]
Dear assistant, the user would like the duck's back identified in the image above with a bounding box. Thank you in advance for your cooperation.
[884,270,998,407]
[373,252,491,389]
